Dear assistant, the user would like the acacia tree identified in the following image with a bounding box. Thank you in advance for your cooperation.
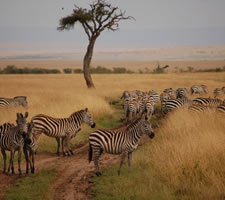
[58,0,133,88]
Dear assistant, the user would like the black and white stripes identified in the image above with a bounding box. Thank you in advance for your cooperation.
[89,118,154,176]
[31,108,96,156]
[0,96,28,108]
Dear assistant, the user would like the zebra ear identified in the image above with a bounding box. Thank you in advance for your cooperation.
[16,113,20,119]
[24,112,29,118]
[85,108,88,112]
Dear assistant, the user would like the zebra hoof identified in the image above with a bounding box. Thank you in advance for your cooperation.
[57,152,60,156]
[96,172,102,177]
[31,168,35,174]
[117,171,121,176]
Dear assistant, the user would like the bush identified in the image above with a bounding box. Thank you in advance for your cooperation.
[0,65,61,74]
[63,68,73,74]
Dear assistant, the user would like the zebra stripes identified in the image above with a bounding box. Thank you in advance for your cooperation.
[0,96,28,108]
[193,97,222,107]
[190,85,208,95]
[23,122,38,174]
[162,98,190,114]
[0,112,30,175]
[213,88,225,98]
[31,108,96,156]
[176,88,188,99]
[188,104,212,113]
[89,118,154,176]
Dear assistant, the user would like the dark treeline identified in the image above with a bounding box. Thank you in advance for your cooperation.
[1,65,225,74]
[0,65,61,74]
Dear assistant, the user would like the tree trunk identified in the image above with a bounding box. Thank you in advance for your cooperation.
[83,37,97,89]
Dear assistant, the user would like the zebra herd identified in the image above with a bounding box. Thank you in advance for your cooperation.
[120,85,225,122]
[0,84,224,177]
[0,96,155,176]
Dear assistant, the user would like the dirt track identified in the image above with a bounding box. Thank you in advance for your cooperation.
[0,143,120,200]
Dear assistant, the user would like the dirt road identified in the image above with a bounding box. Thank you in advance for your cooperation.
[0,143,119,200]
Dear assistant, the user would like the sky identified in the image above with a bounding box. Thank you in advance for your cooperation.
[0,0,225,54]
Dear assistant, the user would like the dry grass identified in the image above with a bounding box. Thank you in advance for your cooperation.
[0,72,225,198]
[149,109,225,199]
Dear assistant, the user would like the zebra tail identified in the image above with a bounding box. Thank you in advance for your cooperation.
[89,143,93,163]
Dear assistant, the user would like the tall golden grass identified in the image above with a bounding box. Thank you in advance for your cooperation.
[0,72,225,198]
[148,109,225,199]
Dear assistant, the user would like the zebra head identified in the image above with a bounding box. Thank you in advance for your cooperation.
[16,112,29,138]
[140,119,155,139]
[24,122,34,145]
[14,96,28,108]
[83,108,96,128]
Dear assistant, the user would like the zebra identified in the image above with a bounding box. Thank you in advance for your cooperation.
[213,88,224,98]
[190,85,207,95]
[0,96,28,108]
[176,88,188,99]
[31,108,96,156]
[188,104,212,113]
[192,97,222,107]
[89,117,155,176]
[143,97,155,121]
[162,98,191,114]
[125,99,138,122]
[148,90,159,105]
[216,104,225,114]
[23,122,38,174]
[163,88,175,99]
[0,123,15,139]
[0,112,30,175]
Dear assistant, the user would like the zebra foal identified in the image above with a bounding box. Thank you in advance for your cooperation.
[0,112,30,175]
[89,117,155,176]
[31,108,96,156]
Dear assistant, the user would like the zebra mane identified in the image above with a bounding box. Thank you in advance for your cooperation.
[69,109,85,118]
[126,118,143,131]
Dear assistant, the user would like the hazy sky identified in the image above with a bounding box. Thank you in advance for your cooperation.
[1,0,225,53]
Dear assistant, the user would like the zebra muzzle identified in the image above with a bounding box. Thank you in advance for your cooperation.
[149,132,155,139]
[91,123,96,128]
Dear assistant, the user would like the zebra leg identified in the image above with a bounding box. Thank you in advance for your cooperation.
[94,148,103,176]
[9,150,15,174]
[1,149,7,174]
[18,148,22,175]
[56,137,60,156]
[63,136,70,156]
[128,152,133,173]
[23,147,29,174]
[31,151,35,174]
[118,152,126,176]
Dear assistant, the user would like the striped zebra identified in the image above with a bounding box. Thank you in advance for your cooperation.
[193,97,222,107]
[125,99,138,122]
[0,96,28,108]
[0,112,30,175]
[176,88,188,99]
[31,108,96,156]
[188,104,212,113]
[143,97,154,121]
[163,88,174,98]
[162,98,191,114]
[23,122,38,174]
[148,90,159,105]
[190,85,207,95]
[89,117,155,176]
[0,123,15,139]
[213,88,224,98]
[216,104,225,114]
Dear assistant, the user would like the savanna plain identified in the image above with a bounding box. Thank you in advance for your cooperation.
[0,70,225,200]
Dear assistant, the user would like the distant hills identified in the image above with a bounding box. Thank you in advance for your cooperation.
[0,45,225,61]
